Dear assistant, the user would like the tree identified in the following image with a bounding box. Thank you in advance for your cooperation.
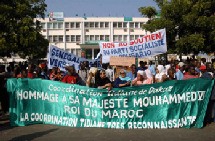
[0,0,48,59]
[138,6,157,19]
[139,0,215,55]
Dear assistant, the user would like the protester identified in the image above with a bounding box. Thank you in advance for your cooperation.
[126,64,137,81]
[96,69,112,90]
[155,65,165,83]
[78,62,89,85]
[49,67,60,81]
[61,65,79,84]
[200,65,212,79]
[148,61,156,83]
[183,65,198,80]
[132,70,144,86]
[113,69,131,88]
[137,61,147,71]
[27,64,34,78]
[175,62,184,80]
[86,67,98,87]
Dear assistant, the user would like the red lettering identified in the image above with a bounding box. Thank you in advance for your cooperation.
[155,32,161,40]
[151,34,155,40]
[103,43,115,48]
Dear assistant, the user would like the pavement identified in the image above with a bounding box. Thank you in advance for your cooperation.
[1,115,215,141]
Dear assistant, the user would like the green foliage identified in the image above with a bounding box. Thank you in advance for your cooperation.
[0,0,48,58]
[138,6,157,19]
[139,0,215,54]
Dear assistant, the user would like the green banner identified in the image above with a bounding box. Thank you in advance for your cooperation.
[7,78,214,129]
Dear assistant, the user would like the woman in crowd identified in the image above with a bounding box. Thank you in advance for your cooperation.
[155,65,166,83]
[113,69,131,88]
[86,67,98,88]
[96,69,112,90]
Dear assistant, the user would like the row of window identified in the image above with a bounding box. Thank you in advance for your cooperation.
[48,35,145,43]
[41,22,145,29]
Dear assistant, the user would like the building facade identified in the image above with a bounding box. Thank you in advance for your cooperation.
[37,17,149,59]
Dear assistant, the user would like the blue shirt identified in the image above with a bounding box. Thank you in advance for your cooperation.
[148,65,156,75]
[176,70,183,80]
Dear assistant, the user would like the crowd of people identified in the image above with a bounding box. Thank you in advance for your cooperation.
[0,57,215,125]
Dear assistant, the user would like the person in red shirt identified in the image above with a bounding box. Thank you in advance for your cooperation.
[62,65,79,84]
[27,64,34,78]
[183,65,198,80]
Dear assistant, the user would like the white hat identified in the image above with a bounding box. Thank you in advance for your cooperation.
[137,70,144,75]
[178,62,184,67]
[89,67,98,74]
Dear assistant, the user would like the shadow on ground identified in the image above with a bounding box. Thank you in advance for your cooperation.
[9,128,58,141]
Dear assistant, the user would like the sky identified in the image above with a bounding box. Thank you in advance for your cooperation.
[45,0,158,17]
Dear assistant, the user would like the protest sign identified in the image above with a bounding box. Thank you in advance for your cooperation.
[110,56,135,66]
[99,28,167,63]
[7,78,213,129]
[47,45,100,71]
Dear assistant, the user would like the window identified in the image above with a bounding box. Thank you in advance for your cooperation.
[105,22,109,28]
[71,22,75,28]
[113,35,118,41]
[59,35,63,42]
[118,35,123,41]
[65,22,69,28]
[90,35,94,41]
[66,35,70,42]
[130,35,134,40]
[41,23,46,29]
[76,22,80,28]
[58,23,63,29]
[48,36,53,42]
[130,22,134,28]
[71,35,75,42]
[90,22,94,28]
[135,35,139,39]
[100,22,104,28]
[123,22,127,28]
[100,35,104,40]
[76,35,81,42]
[47,23,52,29]
[53,23,58,29]
[123,35,128,41]
[65,49,71,53]
[135,22,139,28]
[118,22,122,28]
[84,22,89,28]
[95,35,99,40]
[53,36,58,42]
[105,35,109,41]
[113,22,117,28]
[71,49,76,55]
[85,35,90,41]
[95,22,99,28]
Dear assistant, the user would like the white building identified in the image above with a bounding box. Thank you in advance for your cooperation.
[37,16,149,59]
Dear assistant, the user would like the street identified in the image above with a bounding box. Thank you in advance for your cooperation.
[1,115,215,141]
